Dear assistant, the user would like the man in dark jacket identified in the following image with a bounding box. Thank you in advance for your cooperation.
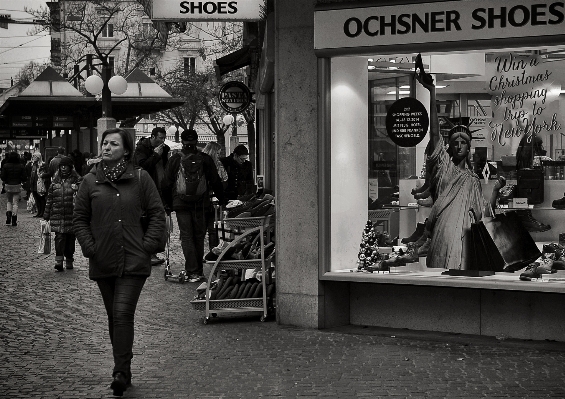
[46,147,66,179]
[134,127,169,265]
[220,144,254,200]
[161,129,225,282]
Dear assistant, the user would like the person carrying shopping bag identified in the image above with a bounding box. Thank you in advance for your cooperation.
[0,151,27,226]
[43,156,81,272]
[73,128,166,397]
[30,152,47,218]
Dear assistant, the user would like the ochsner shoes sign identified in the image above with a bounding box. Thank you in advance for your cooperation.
[315,0,565,54]
[151,0,261,20]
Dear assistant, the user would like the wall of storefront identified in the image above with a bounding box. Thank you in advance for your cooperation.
[275,0,326,328]
[275,0,565,340]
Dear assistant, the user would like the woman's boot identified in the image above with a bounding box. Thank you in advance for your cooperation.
[6,211,12,225]
[54,256,64,272]
[11,214,17,226]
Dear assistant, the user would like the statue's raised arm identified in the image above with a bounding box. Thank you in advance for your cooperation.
[414,54,440,153]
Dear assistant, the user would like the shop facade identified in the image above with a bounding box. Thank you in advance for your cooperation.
[274,0,565,340]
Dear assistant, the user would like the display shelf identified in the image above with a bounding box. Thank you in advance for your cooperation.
[322,268,565,294]
[190,214,274,324]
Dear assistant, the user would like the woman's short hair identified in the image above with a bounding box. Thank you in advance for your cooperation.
[202,141,222,160]
[100,128,134,161]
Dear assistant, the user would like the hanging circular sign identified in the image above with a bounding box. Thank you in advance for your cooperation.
[218,81,252,114]
[385,97,429,147]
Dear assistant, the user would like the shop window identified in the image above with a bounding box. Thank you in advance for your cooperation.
[328,48,565,281]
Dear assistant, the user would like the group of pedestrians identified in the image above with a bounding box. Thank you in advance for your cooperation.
[1,127,255,396]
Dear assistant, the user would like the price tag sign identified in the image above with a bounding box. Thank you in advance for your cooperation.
[385,97,429,147]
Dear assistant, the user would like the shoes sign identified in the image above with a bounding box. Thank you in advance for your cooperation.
[385,97,429,147]
[218,81,252,114]
[151,0,262,21]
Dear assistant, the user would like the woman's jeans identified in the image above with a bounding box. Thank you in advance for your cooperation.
[54,232,75,260]
[6,192,20,214]
[96,276,146,378]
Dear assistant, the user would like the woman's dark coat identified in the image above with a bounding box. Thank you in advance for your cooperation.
[43,169,81,233]
[73,163,166,280]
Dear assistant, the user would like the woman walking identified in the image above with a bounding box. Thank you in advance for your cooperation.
[0,152,26,226]
[43,156,81,272]
[74,128,166,396]
[202,141,229,250]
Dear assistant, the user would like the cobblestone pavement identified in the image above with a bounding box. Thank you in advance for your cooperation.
[2,192,565,398]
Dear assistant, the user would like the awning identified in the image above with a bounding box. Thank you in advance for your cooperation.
[0,67,184,122]
[214,42,255,80]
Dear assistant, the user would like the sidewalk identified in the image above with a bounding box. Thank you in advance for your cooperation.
[1,192,565,398]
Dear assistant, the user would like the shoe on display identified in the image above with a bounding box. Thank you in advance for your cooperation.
[542,243,565,261]
[516,210,551,233]
[498,184,516,204]
[417,238,431,257]
[413,189,431,200]
[377,231,396,247]
[413,229,430,247]
[552,194,565,209]
[417,197,433,207]
[401,222,425,244]
[396,246,419,264]
[519,258,555,281]
[552,260,565,270]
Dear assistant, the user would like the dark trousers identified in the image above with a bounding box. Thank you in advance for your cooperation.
[176,207,207,276]
[32,191,46,216]
[96,276,146,379]
[54,232,75,260]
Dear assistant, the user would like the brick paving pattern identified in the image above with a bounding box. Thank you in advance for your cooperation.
[1,192,565,398]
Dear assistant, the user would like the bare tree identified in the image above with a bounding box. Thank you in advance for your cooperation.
[14,61,52,87]
[25,1,167,83]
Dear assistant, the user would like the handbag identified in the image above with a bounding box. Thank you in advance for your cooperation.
[136,169,149,234]
[27,195,36,213]
[516,168,544,204]
[38,220,51,254]
[36,177,47,196]
[468,208,541,272]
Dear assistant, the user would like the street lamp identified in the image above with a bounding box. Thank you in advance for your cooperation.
[85,70,128,145]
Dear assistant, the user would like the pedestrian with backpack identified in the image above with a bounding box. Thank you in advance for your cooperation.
[161,129,226,283]
[133,127,170,266]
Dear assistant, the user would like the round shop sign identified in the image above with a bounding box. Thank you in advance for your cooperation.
[218,81,252,114]
[385,97,429,147]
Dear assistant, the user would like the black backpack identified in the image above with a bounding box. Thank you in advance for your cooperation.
[175,152,207,202]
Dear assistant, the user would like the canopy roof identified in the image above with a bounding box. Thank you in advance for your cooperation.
[0,68,184,121]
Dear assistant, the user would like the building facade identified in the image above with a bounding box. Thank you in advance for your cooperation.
[272,0,565,341]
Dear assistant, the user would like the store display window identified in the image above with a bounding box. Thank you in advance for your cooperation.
[327,48,565,289]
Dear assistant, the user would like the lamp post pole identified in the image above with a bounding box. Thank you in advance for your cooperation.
[97,63,116,147]
[101,64,112,118]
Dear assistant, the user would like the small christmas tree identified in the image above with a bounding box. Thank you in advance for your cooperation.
[357,221,382,270]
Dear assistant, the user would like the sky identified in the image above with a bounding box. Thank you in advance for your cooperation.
[0,0,51,89]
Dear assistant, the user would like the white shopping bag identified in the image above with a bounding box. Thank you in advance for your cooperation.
[38,220,51,254]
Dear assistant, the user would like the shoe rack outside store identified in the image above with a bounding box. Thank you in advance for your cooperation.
[297,0,565,341]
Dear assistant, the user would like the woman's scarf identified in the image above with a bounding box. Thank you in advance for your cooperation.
[102,159,128,182]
